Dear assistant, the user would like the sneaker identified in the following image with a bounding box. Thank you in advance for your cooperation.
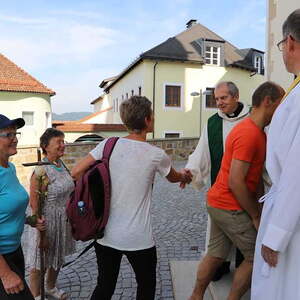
[45,287,68,299]
[34,296,48,300]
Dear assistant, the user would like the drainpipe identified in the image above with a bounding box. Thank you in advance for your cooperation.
[152,61,158,139]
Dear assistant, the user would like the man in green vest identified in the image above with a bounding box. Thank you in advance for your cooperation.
[185,81,250,280]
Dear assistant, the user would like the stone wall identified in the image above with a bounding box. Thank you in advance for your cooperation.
[11,137,199,188]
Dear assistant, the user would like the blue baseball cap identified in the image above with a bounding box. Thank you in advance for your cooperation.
[0,114,25,130]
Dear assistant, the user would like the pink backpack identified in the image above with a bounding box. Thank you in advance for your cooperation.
[66,137,119,242]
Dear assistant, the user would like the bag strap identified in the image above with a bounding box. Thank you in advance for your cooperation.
[62,240,97,268]
[60,159,71,175]
[102,137,119,163]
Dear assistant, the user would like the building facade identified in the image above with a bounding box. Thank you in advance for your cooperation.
[94,20,265,139]
[0,53,55,146]
[266,0,299,88]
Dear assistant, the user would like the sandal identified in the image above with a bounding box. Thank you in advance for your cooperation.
[45,287,68,299]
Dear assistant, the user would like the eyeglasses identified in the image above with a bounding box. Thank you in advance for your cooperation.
[277,35,300,51]
[277,37,287,51]
[0,132,21,139]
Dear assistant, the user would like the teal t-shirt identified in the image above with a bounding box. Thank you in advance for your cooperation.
[0,162,29,254]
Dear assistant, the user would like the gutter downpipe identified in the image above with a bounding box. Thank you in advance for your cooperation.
[152,61,158,139]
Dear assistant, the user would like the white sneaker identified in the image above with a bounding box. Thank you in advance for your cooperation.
[45,287,68,299]
[34,296,48,300]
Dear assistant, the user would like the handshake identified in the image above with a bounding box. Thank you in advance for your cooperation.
[179,168,193,189]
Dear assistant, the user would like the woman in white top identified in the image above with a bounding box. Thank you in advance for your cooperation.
[72,96,192,300]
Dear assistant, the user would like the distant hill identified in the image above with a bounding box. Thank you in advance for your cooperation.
[52,112,91,121]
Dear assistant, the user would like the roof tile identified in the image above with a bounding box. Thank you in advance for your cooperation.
[0,53,55,95]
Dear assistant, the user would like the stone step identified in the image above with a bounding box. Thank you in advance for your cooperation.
[170,260,250,300]
[170,261,212,300]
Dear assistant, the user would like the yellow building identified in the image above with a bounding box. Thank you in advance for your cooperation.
[0,53,55,146]
[95,20,265,139]
[266,0,299,89]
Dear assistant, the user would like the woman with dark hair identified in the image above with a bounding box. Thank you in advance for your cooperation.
[72,96,192,300]
[0,114,44,300]
[26,128,75,300]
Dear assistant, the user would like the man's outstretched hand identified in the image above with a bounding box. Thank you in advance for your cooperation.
[179,169,193,189]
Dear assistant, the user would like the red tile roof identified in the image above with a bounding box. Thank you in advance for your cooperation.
[52,107,125,132]
[0,53,55,95]
[53,122,126,132]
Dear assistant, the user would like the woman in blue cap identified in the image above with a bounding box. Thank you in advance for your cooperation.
[0,114,44,300]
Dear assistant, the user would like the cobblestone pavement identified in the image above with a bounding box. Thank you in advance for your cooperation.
[23,161,207,299]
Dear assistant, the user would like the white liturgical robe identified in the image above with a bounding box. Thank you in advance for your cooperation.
[252,77,300,300]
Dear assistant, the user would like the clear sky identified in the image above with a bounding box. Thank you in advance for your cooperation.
[0,0,266,113]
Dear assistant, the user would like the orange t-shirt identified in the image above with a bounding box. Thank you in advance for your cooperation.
[207,117,266,211]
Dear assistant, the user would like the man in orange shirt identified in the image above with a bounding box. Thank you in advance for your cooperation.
[189,81,285,300]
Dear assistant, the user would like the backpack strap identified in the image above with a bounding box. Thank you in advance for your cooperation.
[60,159,71,175]
[62,240,97,268]
[102,137,119,163]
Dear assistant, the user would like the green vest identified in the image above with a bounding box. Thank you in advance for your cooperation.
[207,113,223,185]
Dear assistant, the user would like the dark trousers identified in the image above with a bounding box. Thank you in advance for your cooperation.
[91,243,157,300]
[0,247,34,300]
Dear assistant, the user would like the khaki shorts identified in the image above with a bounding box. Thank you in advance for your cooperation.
[207,205,257,261]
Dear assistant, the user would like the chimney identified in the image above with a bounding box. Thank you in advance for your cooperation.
[186,19,197,29]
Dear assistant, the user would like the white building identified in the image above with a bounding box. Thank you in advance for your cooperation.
[92,20,265,139]
[0,53,55,146]
[266,0,299,88]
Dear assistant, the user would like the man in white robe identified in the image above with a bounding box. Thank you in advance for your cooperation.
[252,9,300,300]
[185,81,250,280]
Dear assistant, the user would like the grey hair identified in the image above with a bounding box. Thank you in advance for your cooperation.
[215,81,239,98]
[283,9,300,41]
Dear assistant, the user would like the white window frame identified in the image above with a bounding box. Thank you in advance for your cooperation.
[45,112,51,128]
[205,46,220,66]
[163,131,183,139]
[254,55,262,74]
[203,88,218,111]
[22,111,34,126]
[113,98,119,113]
[163,83,184,111]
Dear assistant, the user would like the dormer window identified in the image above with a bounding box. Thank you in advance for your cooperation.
[193,38,224,66]
[205,46,220,65]
[254,55,262,74]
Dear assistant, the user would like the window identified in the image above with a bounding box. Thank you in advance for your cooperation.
[254,56,262,74]
[205,46,220,65]
[165,132,180,138]
[113,98,119,112]
[205,88,217,108]
[165,85,181,107]
[138,86,142,96]
[131,90,134,96]
[45,112,51,128]
[22,111,34,125]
